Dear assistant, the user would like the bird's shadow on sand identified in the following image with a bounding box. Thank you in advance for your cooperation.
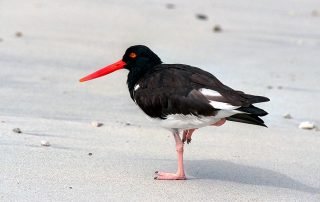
[184,159,319,194]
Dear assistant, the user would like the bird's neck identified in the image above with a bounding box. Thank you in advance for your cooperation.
[126,59,161,99]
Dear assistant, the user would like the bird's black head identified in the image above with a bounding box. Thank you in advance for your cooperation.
[122,45,162,71]
[121,45,162,94]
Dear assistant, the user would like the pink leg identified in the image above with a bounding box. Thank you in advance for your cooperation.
[181,119,226,144]
[155,131,187,180]
[212,118,226,126]
[182,130,188,143]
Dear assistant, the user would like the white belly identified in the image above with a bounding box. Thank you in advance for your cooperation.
[147,114,224,130]
[147,107,240,130]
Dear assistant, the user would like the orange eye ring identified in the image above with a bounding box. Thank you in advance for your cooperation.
[129,52,137,59]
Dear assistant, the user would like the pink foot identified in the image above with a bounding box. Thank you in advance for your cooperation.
[182,129,196,144]
[185,129,195,144]
[154,171,186,180]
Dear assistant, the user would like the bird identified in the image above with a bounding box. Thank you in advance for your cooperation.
[80,45,270,180]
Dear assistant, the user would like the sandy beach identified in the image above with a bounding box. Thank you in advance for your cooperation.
[1,0,320,201]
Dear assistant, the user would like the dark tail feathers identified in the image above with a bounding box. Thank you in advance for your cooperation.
[226,113,267,127]
[237,105,268,116]
[240,94,270,104]
[226,93,269,127]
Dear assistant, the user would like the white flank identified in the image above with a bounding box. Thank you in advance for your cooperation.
[155,114,222,130]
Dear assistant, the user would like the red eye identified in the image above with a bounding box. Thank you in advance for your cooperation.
[129,52,137,59]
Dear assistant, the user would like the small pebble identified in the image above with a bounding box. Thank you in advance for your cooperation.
[88,152,93,156]
[213,25,222,32]
[267,85,273,89]
[166,3,175,9]
[13,128,22,133]
[277,86,283,89]
[311,10,319,16]
[15,32,23,37]
[288,11,296,16]
[296,39,304,45]
[40,140,51,147]
[125,122,131,126]
[69,186,73,189]
[299,121,315,130]
[196,14,208,20]
[283,113,292,119]
[91,121,103,127]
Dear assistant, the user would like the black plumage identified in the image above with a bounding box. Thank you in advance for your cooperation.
[129,63,269,126]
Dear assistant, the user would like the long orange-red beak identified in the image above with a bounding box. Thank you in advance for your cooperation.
[79,60,126,82]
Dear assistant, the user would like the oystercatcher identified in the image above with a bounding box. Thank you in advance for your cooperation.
[80,45,269,180]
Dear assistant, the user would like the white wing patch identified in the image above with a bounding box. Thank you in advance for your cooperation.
[209,101,239,110]
[134,84,140,91]
[199,88,240,110]
[199,88,222,97]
